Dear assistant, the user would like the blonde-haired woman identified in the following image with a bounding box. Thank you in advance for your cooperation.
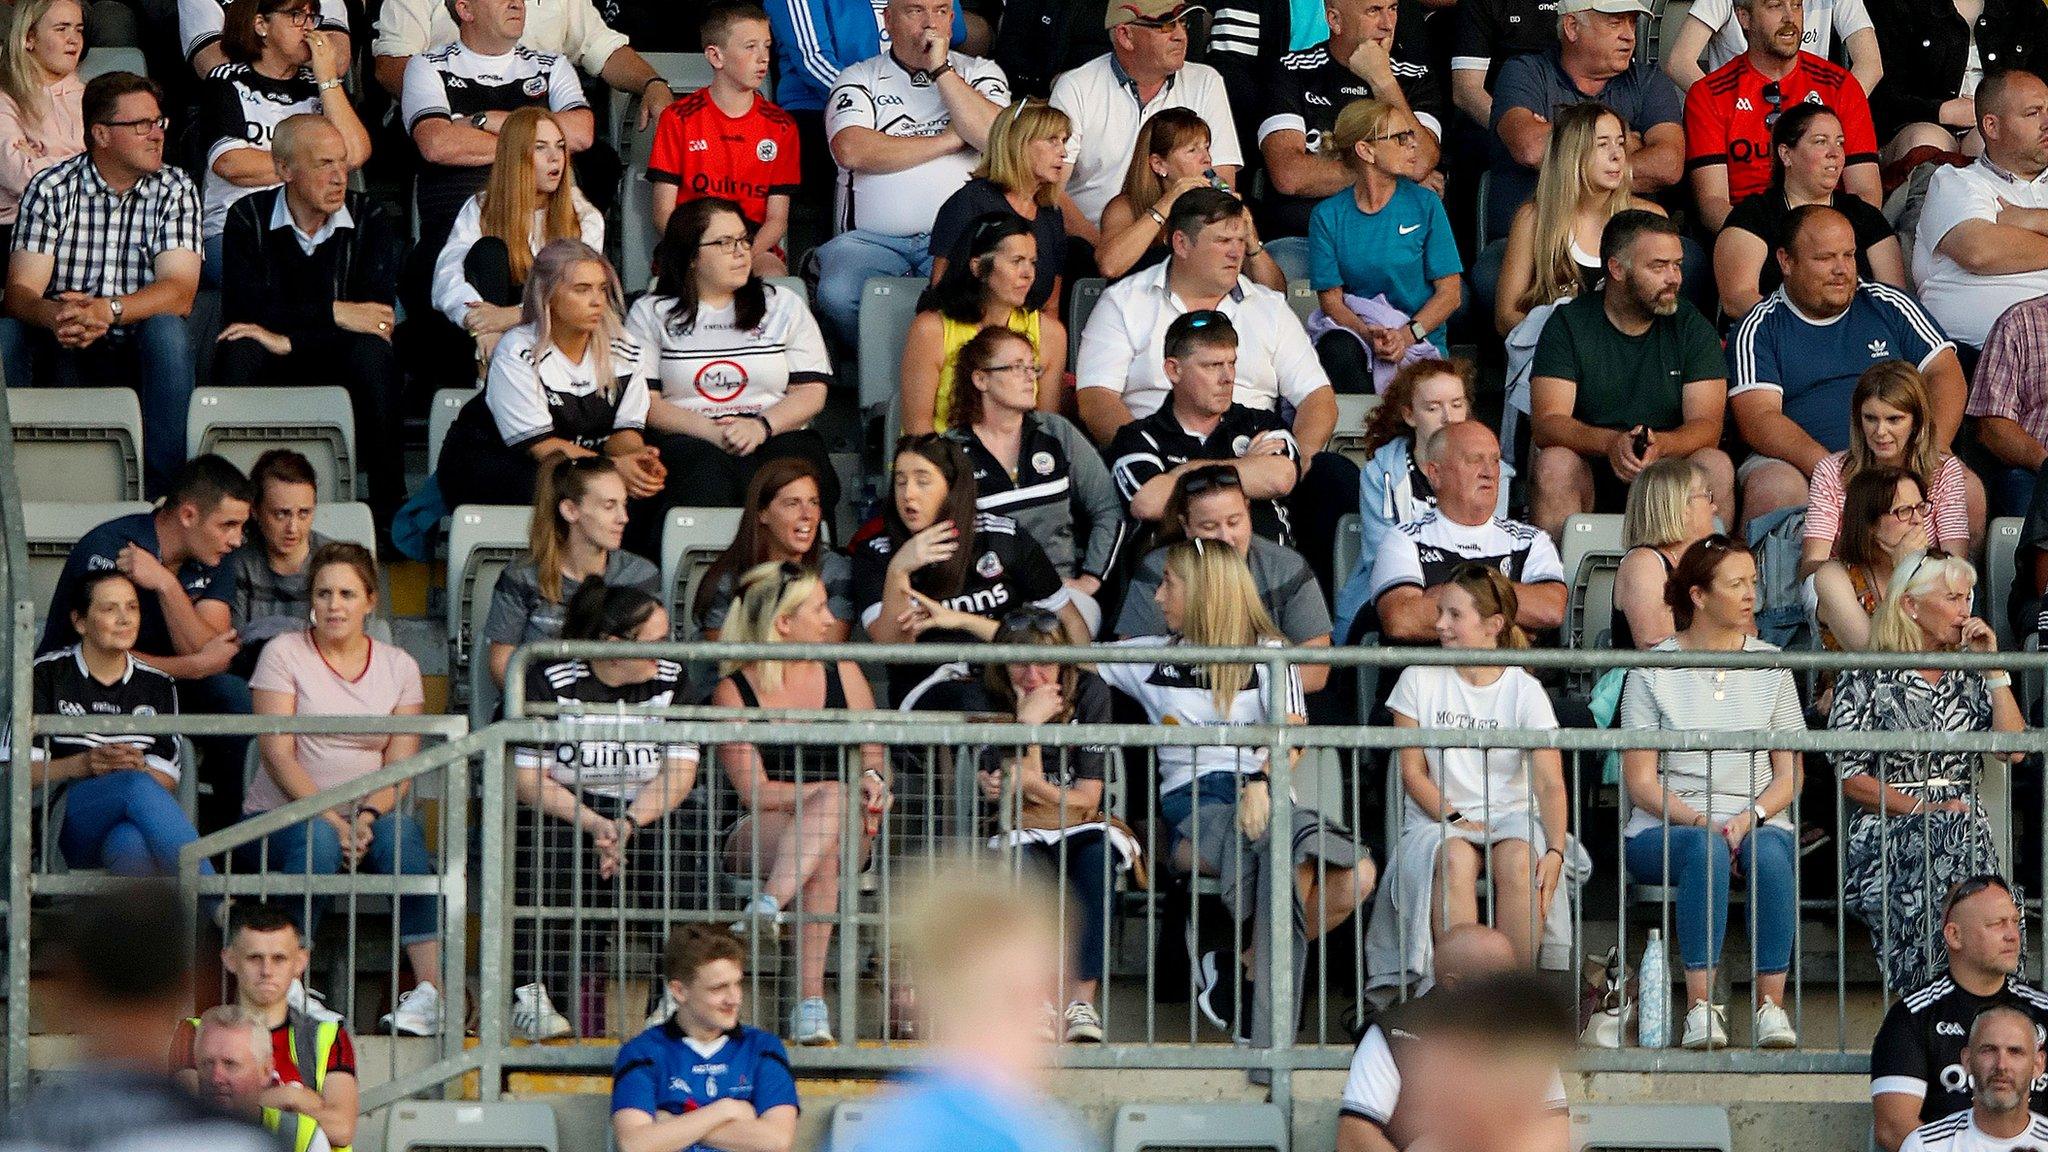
[1832,551,2022,993]
[433,107,604,365]
[1096,109,1284,288]
[710,562,891,1046]
[1614,459,1716,649]
[928,98,1071,313]
[1495,101,1663,335]
[1096,540,1372,1040]
[436,241,671,530]
[0,0,83,253]
[1308,97,1462,394]
[1372,564,1567,991]
[1803,361,1976,576]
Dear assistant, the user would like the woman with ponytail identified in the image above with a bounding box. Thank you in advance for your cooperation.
[1370,564,1568,993]
[483,454,659,687]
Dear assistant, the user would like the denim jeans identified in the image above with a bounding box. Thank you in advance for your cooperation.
[59,770,215,878]
[1997,465,2037,520]
[1022,830,1116,983]
[202,233,224,287]
[1624,823,1796,973]
[1263,236,1311,286]
[237,811,440,944]
[814,229,932,344]
[0,312,195,497]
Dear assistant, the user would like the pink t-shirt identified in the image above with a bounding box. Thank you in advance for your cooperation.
[1803,451,1967,551]
[246,630,425,815]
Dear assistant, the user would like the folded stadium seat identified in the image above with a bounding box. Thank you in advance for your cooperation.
[187,385,357,502]
[659,507,746,689]
[857,276,928,434]
[427,388,480,477]
[78,46,146,81]
[21,501,153,621]
[1326,394,1383,469]
[1068,276,1107,366]
[384,1100,560,1152]
[1985,516,2023,655]
[764,275,809,306]
[6,387,145,503]
[1113,1103,1288,1152]
[1285,280,1316,327]
[613,53,720,291]
[1569,1104,1731,1152]
[444,504,534,716]
[312,503,378,558]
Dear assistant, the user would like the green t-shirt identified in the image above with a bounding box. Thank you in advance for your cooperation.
[1530,295,1724,433]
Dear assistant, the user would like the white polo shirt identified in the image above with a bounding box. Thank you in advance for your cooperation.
[825,51,1010,237]
[1682,0,1872,72]
[1073,257,1329,420]
[1049,52,1244,226]
[1912,156,2048,347]
[371,0,628,77]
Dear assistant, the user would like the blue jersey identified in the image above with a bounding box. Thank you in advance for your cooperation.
[38,513,236,657]
[763,0,968,112]
[612,1023,799,1136]
[1727,282,1951,453]
[840,1071,1089,1152]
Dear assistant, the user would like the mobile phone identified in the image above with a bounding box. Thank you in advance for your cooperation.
[1630,426,1652,459]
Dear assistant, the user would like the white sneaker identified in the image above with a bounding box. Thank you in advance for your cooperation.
[644,985,679,1031]
[381,982,443,1037]
[1754,1000,1797,1049]
[791,996,833,1046]
[288,979,344,1024]
[512,982,573,1040]
[730,893,783,944]
[1681,1000,1728,1050]
[1063,1001,1104,1043]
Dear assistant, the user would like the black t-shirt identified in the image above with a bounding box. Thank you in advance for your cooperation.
[928,178,1066,312]
[1870,975,2048,1125]
[514,657,695,799]
[973,671,1112,785]
[24,647,181,780]
[1106,404,1301,547]
[1723,188,1897,299]
[1256,38,1446,236]
[1452,0,1559,91]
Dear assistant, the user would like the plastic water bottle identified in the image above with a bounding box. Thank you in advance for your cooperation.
[1638,929,1669,1048]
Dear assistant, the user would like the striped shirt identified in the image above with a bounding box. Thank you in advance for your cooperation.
[1805,452,1969,551]
[1966,295,2048,453]
[623,283,832,419]
[1900,1112,2048,1152]
[11,152,201,299]
[1619,636,1806,837]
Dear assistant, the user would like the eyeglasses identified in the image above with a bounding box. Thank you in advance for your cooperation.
[1885,501,1933,523]
[1179,466,1243,497]
[1000,606,1064,635]
[1371,129,1420,147]
[1943,873,2011,921]
[699,235,753,253]
[268,8,318,24]
[978,360,1042,377]
[1687,489,1715,505]
[99,115,169,136]
[1761,80,1784,128]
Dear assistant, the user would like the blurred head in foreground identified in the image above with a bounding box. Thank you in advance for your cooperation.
[899,861,1066,1085]
[1397,972,1576,1152]
[53,881,193,1065]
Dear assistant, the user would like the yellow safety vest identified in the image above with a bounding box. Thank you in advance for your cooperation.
[187,1012,352,1152]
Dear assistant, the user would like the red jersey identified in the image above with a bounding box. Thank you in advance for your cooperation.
[171,1015,357,1087]
[646,89,801,227]
[1683,51,1878,205]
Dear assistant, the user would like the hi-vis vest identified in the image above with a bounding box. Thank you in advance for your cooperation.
[187,1010,349,1152]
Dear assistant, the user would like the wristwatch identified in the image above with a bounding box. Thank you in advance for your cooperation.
[470,111,490,129]
[108,296,123,325]
[926,61,952,80]
[1407,319,1427,342]
[1752,803,1768,823]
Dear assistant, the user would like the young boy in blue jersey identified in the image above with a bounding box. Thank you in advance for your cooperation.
[611,925,801,1152]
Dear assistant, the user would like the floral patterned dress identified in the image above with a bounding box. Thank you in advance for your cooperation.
[1829,668,2001,994]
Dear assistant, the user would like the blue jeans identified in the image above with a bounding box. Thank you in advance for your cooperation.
[202,233,223,287]
[1022,830,1116,983]
[237,811,440,944]
[815,229,932,344]
[1624,824,1796,973]
[59,770,214,877]
[1263,236,1311,286]
[1997,465,2037,519]
[0,312,195,497]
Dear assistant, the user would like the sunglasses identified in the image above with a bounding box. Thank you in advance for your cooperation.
[1761,80,1784,127]
[1943,873,2011,921]
[1180,466,1243,497]
[1000,606,1064,635]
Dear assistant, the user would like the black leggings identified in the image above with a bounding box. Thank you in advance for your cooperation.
[625,427,840,556]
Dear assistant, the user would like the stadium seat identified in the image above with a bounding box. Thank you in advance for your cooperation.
[22,501,154,621]
[188,385,357,502]
[312,502,377,556]
[616,118,662,294]
[1112,1103,1288,1152]
[858,276,926,423]
[445,505,532,710]
[606,52,718,148]
[1563,552,1625,700]
[1327,393,1383,467]
[6,387,145,502]
[78,46,146,81]
[1332,514,1362,602]
[384,1100,560,1152]
[766,275,809,306]
[428,388,479,476]
[1559,513,1624,593]
[828,1102,883,1152]
[659,507,745,640]
[1569,1104,1731,1152]
[1986,517,2023,655]
[1286,280,1316,326]
[1069,276,1107,365]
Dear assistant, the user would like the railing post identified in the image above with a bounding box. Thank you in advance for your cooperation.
[1263,654,1295,1119]
[477,721,511,1100]
[440,722,471,1085]
[8,602,36,1105]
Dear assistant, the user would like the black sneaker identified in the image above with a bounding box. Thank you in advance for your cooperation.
[1196,951,1253,1042]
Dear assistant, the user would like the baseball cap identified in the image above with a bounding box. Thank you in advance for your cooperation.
[1106,0,1206,30]
[1557,0,1654,14]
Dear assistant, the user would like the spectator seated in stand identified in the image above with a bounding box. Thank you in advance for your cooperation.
[1679,0,1879,234]
[1832,552,2022,997]
[611,926,800,1152]
[1613,459,1718,650]
[245,543,441,1039]
[1968,296,2048,515]
[1095,110,1283,288]
[191,1005,334,1152]
[226,450,331,673]
[1118,465,1334,692]
[183,0,346,76]
[484,455,661,689]
[646,2,799,275]
[758,0,969,166]
[215,116,405,523]
[626,197,840,513]
[1049,0,1240,249]
[692,459,852,640]
[928,98,1071,314]
[1527,210,1733,541]
[1870,875,2048,1152]
[1484,0,1683,242]
[1801,362,1974,577]
[711,564,893,1044]
[901,214,1068,435]
[1364,422,1566,647]
[1712,102,1905,320]
[0,0,86,256]
[169,905,359,1152]
[432,107,603,378]
[948,325,1122,636]
[814,0,1009,343]
[1865,0,2047,167]
[0,71,199,498]
[1898,1009,2048,1152]
[1307,96,1462,394]
[512,580,704,1040]
[1909,69,2048,354]
[38,456,254,833]
[1620,535,1804,1051]
[1493,101,1665,337]
[1660,0,1879,96]
[1728,205,1964,531]
[1811,465,1923,652]
[1449,0,1562,134]
[194,0,368,285]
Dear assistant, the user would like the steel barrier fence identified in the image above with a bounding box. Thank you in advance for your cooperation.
[10,622,2048,1118]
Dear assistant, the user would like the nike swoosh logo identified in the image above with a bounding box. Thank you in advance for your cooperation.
[1398,224,1421,235]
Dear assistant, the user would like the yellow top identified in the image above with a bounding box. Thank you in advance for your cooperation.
[932,308,1043,433]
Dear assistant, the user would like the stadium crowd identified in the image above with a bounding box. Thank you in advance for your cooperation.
[6,0,2048,1142]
